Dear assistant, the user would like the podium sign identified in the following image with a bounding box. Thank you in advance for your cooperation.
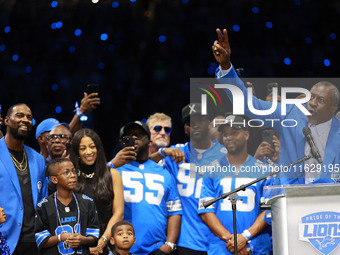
[264,184,340,255]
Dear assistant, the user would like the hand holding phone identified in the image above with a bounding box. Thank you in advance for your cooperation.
[262,129,275,149]
[86,84,99,95]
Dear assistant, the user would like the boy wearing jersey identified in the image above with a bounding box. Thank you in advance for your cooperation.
[199,115,271,255]
[117,121,182,255]
[164,104,227,255]
[35,158,100,254]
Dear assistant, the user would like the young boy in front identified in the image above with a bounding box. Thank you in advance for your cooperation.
[35,158,100,254]
[110,221,136,255]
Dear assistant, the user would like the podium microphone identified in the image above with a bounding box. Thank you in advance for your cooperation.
[302,127,323,164]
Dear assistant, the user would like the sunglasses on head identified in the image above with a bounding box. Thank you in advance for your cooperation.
[153,125,172,134]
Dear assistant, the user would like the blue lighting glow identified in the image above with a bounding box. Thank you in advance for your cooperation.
[207,67,214,75]
[25,66,31,73]
[305,37,312,44]
[69,45,76,53]
[98,62,105,69]
[324,59,330,67]
[0,45,5,52]
[55,21,63,29]
[266,22,273,29]
[4,26,10,33]
[12,54,19,61]
[51,83,58,91]
[232,25,240,32]
[182,0,189,4]
[100,33,108,41]
[294,0,301,6]
[32,118,36,126]
[252,7,259,14]
[130,0,136,2]
[210,62,218,69]
[51,23,57,29]
[112,1,119,8]
[158,35,166,43]
[330,33,336,40]
[55,106,62,113]
[74,29,82,36]
[284,58,291,65]
[51,1,58,8]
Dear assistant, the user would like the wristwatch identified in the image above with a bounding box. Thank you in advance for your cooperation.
[165,241,177,251]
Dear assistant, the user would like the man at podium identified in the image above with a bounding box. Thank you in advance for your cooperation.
[211,28,340,185]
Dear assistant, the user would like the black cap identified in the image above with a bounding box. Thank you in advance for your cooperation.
[218,114,249,131]
[120,121,150,139]
[182,103,209,123]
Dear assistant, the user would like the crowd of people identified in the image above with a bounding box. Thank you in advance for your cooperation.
[0,28,339,255]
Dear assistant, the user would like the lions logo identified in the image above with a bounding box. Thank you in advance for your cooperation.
[299,212,340,254]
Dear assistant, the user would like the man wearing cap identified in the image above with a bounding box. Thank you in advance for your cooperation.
[198,115,271,255]
[0,103,48,254]
[116,120,182,255]
[163,103,227,255]
[212,28,340,184]
[46,123,72,161]
[36,118,61,159]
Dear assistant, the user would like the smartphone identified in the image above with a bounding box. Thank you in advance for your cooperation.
[121,136,135,148]
[86,84,99,95]
[266,82,278,95]
[262,129,275,149]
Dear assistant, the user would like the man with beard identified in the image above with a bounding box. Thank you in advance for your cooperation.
[46,124,72,161]
[117,121,182,255]
[212,28,340,184]
[0,103,48,254]
[199,115,272,255]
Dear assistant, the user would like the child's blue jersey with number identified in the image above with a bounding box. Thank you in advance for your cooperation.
[117,160,182,255]
[164,141,227,251]
[198,155,272,255]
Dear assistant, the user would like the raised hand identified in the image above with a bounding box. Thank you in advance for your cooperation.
[212,28,232,70]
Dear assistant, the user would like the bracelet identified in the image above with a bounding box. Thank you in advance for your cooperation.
[74,101,88,122]
[100,235,108,245]
[57,234,62,242]
[108,161,115,168]
[158,148,165,158]
[242,229,251,242]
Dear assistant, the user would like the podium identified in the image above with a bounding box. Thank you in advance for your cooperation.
[264,183,340,255]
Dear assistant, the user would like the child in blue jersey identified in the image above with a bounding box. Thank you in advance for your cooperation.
[117,121,182,255]
[110,221,136,255]
[35,158,100,255]
[199,115,272,255]
[163,104,227,255]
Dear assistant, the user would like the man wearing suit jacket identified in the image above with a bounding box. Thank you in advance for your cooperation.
[0,103,47,254]
[211,28,339,184]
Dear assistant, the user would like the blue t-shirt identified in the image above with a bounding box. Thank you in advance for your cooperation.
[164,141,227,251]
[117,160,182,255]
[198,155,272,255]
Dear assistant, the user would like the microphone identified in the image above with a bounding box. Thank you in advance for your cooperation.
[302,127,323,164]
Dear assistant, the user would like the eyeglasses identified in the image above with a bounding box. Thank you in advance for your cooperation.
[48,134,71,142]
[153,125,172,134]
[54,170,80,177]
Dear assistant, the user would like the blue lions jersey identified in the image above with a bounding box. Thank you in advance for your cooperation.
[117,160,182,255]
[198,155,272,255]
[164,141,227,251]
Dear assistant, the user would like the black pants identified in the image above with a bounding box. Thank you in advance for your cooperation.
[174,246,207,255]
[13,242,38,255]
[149,249,172,255]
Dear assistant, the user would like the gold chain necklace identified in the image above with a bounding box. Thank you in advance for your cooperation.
[82,172,94,179]
[10,150,27,172]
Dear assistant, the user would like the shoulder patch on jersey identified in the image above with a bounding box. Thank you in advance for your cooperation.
[174,142,187,148]
[37,198,48,207]
[220,147,228,154]
[82,194,93,201]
